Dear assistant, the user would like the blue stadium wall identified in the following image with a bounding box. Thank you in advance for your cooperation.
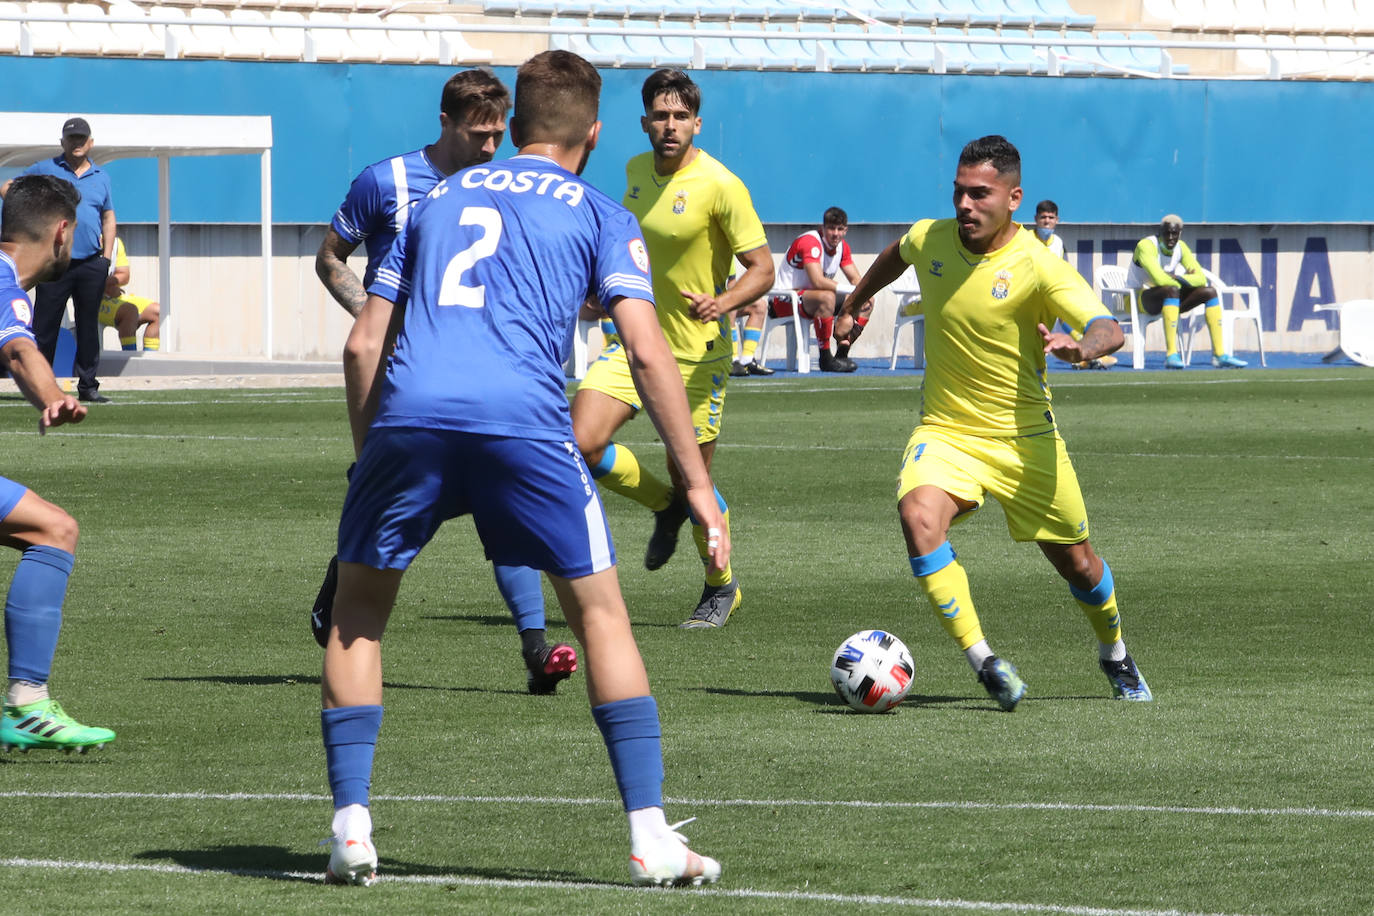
[3,56,1372,226]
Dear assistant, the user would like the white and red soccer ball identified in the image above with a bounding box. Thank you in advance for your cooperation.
[829,630,915,713]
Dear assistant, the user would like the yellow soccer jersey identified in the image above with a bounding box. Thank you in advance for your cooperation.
[624,150,767,362]
[899,219,1112,437]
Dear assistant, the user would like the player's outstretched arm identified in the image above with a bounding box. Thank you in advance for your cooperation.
[842,238,909,334]
[612,296,731,573]
[343,293,398,457]
[316,227,367,318]
[0,339,86,433]
[1039,318,1123,364]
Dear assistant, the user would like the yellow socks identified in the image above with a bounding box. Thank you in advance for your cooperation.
[1070,560,1123,655]
[692,503,732,587]
[910,542,983,650]
[740,327,762,363]
[1161,301,1181,355]
[587,442,672,512]
[1203,301,1224,356]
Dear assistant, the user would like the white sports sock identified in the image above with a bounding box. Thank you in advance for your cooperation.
[627,806,670,854]
[964,640,993,672]
[1100,639,1127,662]
[6,679,49,707]
[332,803,372,840]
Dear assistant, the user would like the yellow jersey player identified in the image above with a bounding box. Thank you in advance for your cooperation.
[99,237,161,352]
[842,135,1152,709]
[1129,214,1248,369]
[571,68,774,628]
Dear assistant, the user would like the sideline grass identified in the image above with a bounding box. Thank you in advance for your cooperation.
[0,369,1369,914]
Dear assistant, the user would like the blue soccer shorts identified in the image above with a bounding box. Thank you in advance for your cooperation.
[0,475,27,521]
[338,428,616,578]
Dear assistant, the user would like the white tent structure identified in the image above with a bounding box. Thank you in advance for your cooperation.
[0,112,274,355]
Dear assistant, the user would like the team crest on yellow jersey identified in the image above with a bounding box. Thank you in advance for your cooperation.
[672,190,688,214]
[991,269,1013,300]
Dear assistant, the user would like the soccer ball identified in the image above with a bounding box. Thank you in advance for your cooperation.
[829,630,915,713]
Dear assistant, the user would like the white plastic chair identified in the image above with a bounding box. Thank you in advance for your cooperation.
[563,318,600,380]
[755,289,813,374]
[1316,300,1374,367]
[1181,267,1267,366]
[1097,263,1161,370]
[888,267,924,370]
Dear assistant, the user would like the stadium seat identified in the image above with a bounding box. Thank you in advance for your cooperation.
[18,2,71,55]
[1181,268,1267,366]
[1097,263,1162,370]
[1033,0,1094,29]
[756,290,813,373]
[1316,300,1374,367]
[729,21,810,68]
[887,268,924,370]
[863,0,939,27]
[976,0,1034,30]
[184,6,231,58]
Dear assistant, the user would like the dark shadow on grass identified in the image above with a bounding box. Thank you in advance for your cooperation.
[134,846,598,886]
[694,686,1074,715]
[145,674,528,696]
[417,615,568,631]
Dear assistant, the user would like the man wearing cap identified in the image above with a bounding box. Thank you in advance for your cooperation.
[1128,214,1247,369]
[0,117,118,401]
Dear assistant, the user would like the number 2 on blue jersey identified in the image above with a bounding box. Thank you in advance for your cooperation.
[438,206,502,309]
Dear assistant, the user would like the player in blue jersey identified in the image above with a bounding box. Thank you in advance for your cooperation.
[0,176,116,754]
[318,51,727,889]
[310,70,577,694]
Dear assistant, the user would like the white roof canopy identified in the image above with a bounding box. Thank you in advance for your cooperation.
[0,113,275,356]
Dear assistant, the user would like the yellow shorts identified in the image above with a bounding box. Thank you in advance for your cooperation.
[896,425,1090,544]
[578,340,728,444]
[98,294,154,328]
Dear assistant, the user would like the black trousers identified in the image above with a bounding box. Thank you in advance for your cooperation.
[33,253,107,395]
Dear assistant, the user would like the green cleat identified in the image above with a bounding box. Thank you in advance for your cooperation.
[2,699,115,754]
[977,656,1027,711]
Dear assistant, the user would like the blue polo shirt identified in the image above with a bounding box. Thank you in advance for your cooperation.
[21,156,114,260]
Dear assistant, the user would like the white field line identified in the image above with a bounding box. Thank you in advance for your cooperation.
[0,372,1366,410]
[0,429,1368,464]
[0,856,1259,916]
[0,789,1369,819]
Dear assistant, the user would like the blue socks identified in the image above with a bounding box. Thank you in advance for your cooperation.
[493,564,544,634]
[4,545,75,683]
[322,705,383,809]
[592,695,664,812]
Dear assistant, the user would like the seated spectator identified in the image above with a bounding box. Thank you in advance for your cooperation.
[1033,199,1067,261]
[99,237,160,352]
[728,259,773,376]
[1129,215,1247,369]
[1036,200,1115,370]
[768,206,874,373]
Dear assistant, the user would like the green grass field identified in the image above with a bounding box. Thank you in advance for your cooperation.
[0,368,1370,914]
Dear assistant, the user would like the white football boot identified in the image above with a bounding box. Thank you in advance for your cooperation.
[629,818,721,887]
[323,835,378,886]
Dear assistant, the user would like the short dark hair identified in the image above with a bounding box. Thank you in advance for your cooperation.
[1035,199,1058,215]
[513,50,601,149]
[641,69,701,115]
[822,206,848,227]
[440,68,512,126]
[958,135,1021,185]
[1,174,79,243]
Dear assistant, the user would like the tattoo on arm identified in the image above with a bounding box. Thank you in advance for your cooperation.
[322,258,367,317]
[317,230,366,317]
[1077,319,1120,361]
